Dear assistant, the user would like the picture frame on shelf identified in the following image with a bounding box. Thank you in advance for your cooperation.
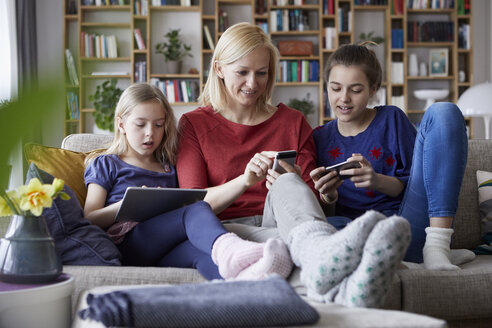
[429,48,448,77]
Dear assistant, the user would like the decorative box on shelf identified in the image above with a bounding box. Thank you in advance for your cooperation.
[278,41,313,56]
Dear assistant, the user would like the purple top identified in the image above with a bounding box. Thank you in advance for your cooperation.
[313,105,417,219]
[84,154,178,206]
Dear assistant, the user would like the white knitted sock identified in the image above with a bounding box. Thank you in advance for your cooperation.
[450,249,476,266]
[288,210,385,295]
[211,233,264,279]
[423,227,460,270]
[332,216,411,308]
[235,239,293,280]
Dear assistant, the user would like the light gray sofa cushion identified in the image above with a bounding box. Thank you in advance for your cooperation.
[454,139,492,249]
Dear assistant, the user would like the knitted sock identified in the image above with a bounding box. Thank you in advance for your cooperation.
[333,215,411,308]
[235,239,293,280]
[288,210,386,295]
[423,227,460,270]
[450,249,476,266]
[211,233,264,279]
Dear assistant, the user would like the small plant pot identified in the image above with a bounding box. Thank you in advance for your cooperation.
[166,60,182,74]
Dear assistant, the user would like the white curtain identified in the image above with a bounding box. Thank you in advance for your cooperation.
[0,0,18,101]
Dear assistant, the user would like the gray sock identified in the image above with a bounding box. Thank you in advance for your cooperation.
[288,210,386,295]
[332,215,411,308]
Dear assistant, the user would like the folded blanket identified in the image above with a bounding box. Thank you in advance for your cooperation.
[78,275,319,327]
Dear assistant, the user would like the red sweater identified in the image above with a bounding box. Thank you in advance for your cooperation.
[176,103,317,220]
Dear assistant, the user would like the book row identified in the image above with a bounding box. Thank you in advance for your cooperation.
[150,0,192,5]
[391,29,404,49]
[406,0,454,9]
[458,24,471,50]
[269,9,313,33]
[272,0,305,5]
[149,78,200,104]
[277,60,320,83]
[66,92,80,121]
[338,7,352,33]
[134,61,147,83]
[323,27,336,50]
[322,0,335,15]
[80,32,119,58]
[134,0,149,15]
[82,0,126,5]
[354,0,388,5]
[390,0,405,15]
[407,21,454,43]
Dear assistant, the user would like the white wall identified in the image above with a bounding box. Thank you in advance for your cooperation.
[35,0,492,144]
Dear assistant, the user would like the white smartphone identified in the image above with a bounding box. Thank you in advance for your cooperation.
[324,160,361,179]
[272,150,297,174]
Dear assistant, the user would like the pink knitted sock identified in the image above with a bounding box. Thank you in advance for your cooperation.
[235,238,293,280]
[211,233,264,279]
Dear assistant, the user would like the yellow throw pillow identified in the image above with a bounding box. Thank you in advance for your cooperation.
[24,143,88,207]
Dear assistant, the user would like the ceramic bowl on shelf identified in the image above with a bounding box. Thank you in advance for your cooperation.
[413,89,450,110]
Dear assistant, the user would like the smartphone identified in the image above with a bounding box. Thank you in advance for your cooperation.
[325,160,361,179]
[272,150,297,174]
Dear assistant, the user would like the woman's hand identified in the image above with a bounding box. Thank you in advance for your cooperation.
[310,167,342,201]
[265,159,301,190]
[243,151,276,188]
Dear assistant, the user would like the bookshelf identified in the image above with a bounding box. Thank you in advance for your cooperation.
[63,0,474,136]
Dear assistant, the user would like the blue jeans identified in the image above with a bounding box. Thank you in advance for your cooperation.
[398,102,468,262]
[118,201,227,280]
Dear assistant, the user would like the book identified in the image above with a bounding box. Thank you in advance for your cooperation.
[64,49,79,86]
[203,26,214,51]
[134,28,146,50]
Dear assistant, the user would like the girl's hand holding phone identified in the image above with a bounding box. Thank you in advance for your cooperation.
[310,167,342,201]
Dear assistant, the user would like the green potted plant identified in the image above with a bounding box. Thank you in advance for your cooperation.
[89,78,123,133]
[358,31,384,45]
[287,93,315,118]
[155,29,193,74]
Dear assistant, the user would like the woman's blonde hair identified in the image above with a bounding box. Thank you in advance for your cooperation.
[85,83,178,166]
[199,22,279,112]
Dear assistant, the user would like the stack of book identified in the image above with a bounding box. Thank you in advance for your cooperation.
[134,61,147,82]
[149,78,200,104]
[80,32,118,58]
[134,0,148,15]
[278,60,319,83]
[66,91,79,120]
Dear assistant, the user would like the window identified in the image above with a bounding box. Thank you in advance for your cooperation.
[0,0,18,102]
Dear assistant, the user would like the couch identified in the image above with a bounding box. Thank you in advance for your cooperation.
[2,134,492,328]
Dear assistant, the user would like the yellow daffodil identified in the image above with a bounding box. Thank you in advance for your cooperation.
[0,178,70,217]
[0,196,13,216]
[17,178,54,217]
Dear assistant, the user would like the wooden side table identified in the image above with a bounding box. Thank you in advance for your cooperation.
[0,273,74,328]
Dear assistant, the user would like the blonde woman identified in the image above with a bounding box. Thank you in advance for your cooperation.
[83,83,293,281]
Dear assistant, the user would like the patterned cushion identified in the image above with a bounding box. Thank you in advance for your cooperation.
[476,170,492,234]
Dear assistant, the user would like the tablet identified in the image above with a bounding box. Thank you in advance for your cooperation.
[114,187,207,222]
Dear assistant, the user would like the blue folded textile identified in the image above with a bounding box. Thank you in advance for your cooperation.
[78,275,319,327]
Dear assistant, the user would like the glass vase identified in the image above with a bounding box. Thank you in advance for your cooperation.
[0,215,62,284]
